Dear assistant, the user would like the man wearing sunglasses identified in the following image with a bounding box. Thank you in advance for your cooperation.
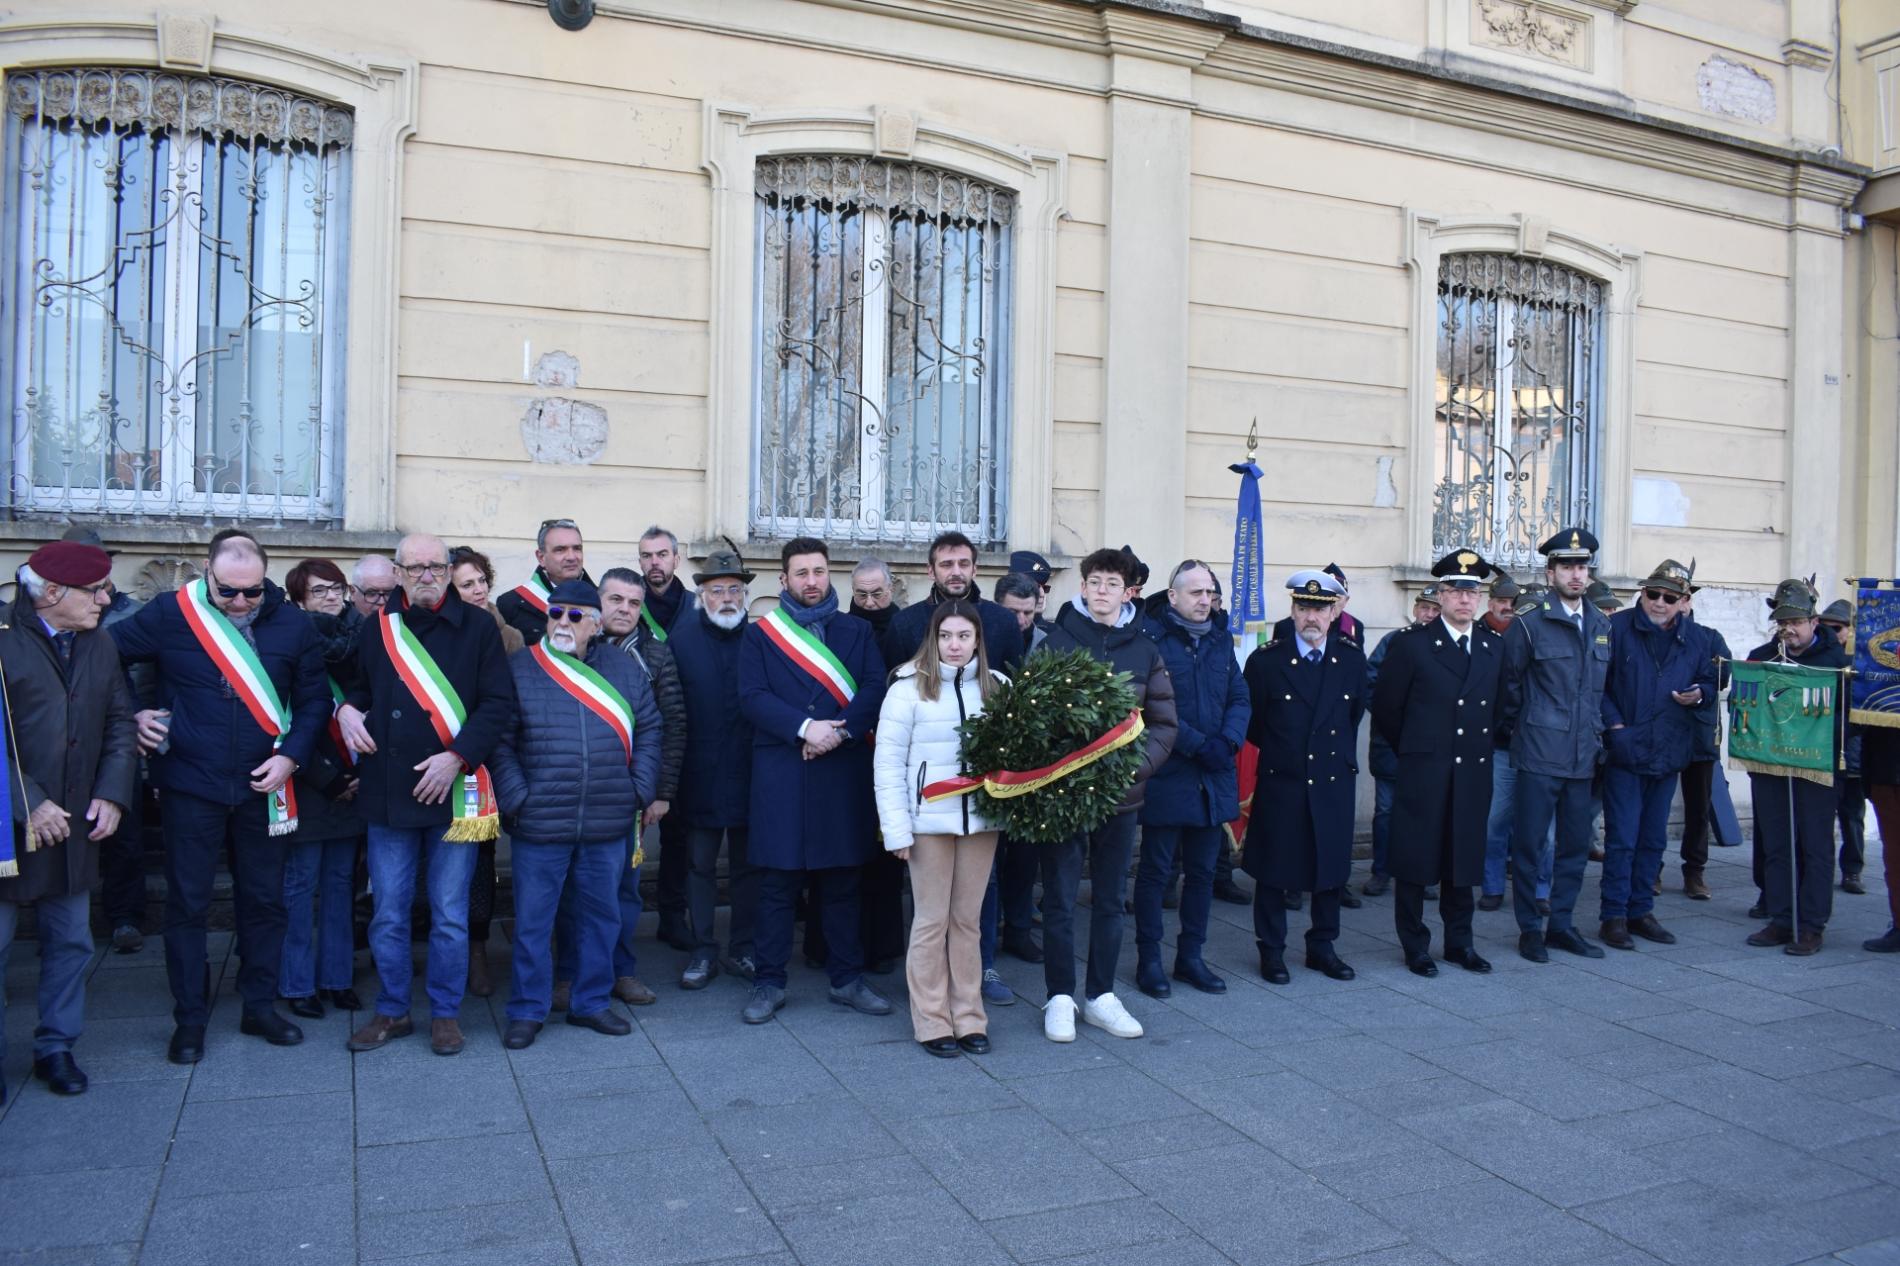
[1596,559,1718,951]
[336,534,517,1057]
[109,533,331,1065]
[498,519,591,646]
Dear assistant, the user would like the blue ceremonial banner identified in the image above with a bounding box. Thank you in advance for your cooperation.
[1228,460,1265,637]
[1850,579,1900,730]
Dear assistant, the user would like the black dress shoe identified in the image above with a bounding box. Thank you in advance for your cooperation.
[1843,874,1867,895]
[1443,947,1492,974]
[657,917,695,951]
[1405,955,1439,978]
[240,1010,305,1046]
[1305,953,1355,981]
[169,1025,206,1064]
[1477,893,1503,912]
[957,1033,991,1055]
[1629,914,1677,945]
[566,1009,633,1036]
[503,1020,542,1050]
[327,989,364,1012]
[1282,891,1303,911]
[1599,918,1635,951]
[32,1052,88,1096]
[1339,886,1362,910]
[866,958,898,976]
[1747,901,1767,920]
[1259,953,1290,985]
[1519,931,1549,963]
[1361,874,1390,897]
[920,1037,961,1059]
[1211,879,1250,905]
[1545,927,1605,959]
[1172,958,1227,994]
[1001,930,1045,963]
[286,995,324,1020]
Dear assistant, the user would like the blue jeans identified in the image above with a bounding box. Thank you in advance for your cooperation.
[366,823,474,1019]
[512,838,624,1021]
[0,891,91,1065]
[1371,778,1394,877]
[1600,767,1678,922]
[281,834,359,996]
[557,834,643,982]
[1484,748,1553,898]
[1134,824,1221,961]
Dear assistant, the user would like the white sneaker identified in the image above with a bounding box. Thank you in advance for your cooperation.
[1042,994,1078,1043]
[1082,991,1144,1039]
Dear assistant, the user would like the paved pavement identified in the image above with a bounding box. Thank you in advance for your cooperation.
[4,843,1899,1266]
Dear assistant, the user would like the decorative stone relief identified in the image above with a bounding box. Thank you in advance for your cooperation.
[520,351,609,465]
[1471,0,1590,71]
[156,13,215,73]
[132,556,202,601]
[1696,56,1776,125]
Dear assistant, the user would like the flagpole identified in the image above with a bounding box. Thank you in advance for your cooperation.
[1769,640,1801,946]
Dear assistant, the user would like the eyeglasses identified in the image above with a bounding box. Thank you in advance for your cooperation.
[402,561,449,578]
[546,606,595,623]
[1642,589,1685,606]
[703,583,746,598]
[306,581,345,598]
[357,588,394,604]
[209,574,264,600]
[1083,576,1125,591]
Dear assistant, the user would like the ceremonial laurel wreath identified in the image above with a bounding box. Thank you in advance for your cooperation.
[949,649,1145,845]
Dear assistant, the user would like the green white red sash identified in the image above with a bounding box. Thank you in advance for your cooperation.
[531,639,635,763]
[511,571,551,614]
[176,579,299,835]
[639,602,668,643]
[759,607,857,706]
[327,675,357,767]
[379,611,499,842]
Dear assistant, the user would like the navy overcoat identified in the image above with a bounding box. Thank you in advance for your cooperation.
[1240,635,1366,892]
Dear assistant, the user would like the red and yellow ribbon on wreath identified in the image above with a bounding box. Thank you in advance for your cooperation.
[921,710,1145,803]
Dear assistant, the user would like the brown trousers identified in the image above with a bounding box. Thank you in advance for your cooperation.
[903,832,999,1042]
[1867,784,1900,930]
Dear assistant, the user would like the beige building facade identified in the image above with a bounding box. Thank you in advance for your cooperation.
[1,0,1895,660]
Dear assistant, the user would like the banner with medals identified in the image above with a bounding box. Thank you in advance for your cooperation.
[1849,579,1900,729]
[1228,459,1265,638]
[1727,659,1840,786]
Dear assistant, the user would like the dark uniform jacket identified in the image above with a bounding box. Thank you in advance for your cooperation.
[495,566,595,648]
[1601,606,1719,777]
[1371,618,1502,887]
[1039,602,1178,815]
[110,581,329,806]
[1,596,139,902]
[881,582,1026,675]
[1138,614,1248,828]
[1500,594,1613,779]
[614,628,687,804]
[345,588,517,829]
[738,602,886,870]
[671,610,753,831]
[1686,615,1732,764]
[1241,633,1367,891]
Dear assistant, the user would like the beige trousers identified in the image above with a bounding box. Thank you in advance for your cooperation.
[903,831,999,1042]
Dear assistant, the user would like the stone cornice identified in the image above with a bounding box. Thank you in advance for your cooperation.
[1101,6,1227,65]
[1780,37,1833,70]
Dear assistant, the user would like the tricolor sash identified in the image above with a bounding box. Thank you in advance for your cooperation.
[176,579,299,835]
[639,602,669,643]
[922,711,1145,803]
[759,608,857,706]
[531,639,635,762]
[511,571,551,615]
[327,675,358,767]
[380,612,499,841]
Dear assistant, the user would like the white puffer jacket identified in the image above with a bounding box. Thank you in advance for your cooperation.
[873,661,1007,851]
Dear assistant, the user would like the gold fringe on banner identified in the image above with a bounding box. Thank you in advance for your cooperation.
[1728,757,1835,788]
[1850,709,1900,730]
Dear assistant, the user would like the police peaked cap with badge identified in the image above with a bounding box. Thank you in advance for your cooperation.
[1429,548,1495,591]
[1767,576,1820,622]
[1286,569,1345,607]
[1538,527,1599,562]
[1642,558,1696,598]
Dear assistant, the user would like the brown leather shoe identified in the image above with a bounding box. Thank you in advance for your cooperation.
[551,981,572,1012]
[1784,931,1824,957]
[1683,873,1711,900]
[430,1018,465,1056]
[612,976,656,1006]
[1746,923,1793,947]
[467,942,494,998]
[1599,918,1634,951]
[346,1014,413,1052]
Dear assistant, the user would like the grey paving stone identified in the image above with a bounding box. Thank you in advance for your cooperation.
[161,1089,354,1199]
[1034,1237,1238,1266]
[1400,1097,1672,1208]
[890,1106,1138,1220]
[1841,1235,1900,1265]
[771,1188,1012,1266]
[1304,991,1496,1052]
[1784,1183,1900,1253]
[353,1063,529,1146]
[1572,1034,1722,1079]
[1511,968,1685,1022]
[1473,1004,1634,1057]
[549,1147,786,1266]
[983,1195,1193,1262]
[1007,1064,1201,1132]
[355,1131,551,1215]
[1663,979,1833,1024]
[499,1020,664,1074]
[1268,1035,1444,1091]
[522,1080,716,1161]
[1071,1113,1250,1163]
[0,1244,141,1266]
[45,1017,191,1088]
[1306,1142,1488,1201]
[370,1241,577,1266]
[138,1180,355,1266]
[181,1023,355,1103]
[0,1078,182,1176]
[79,969,177,1022]
[741,1152,938,1214]
[1625,1009,1866,1080]
[1572,1178,1835,1266]
[1645,1063,1898,1150]
[0,1167,160,1251]
[1420,1037,1663,1121]
[1373,971,1547,1021]
[1827,1129,1900,1184]
[1082,1016,1279,1082]
[1798,981,1900,1028]
[822,1047,1023,1121]
[1361,1176,1627,1265]
[1829,1032,1900,1072]
[1343,1073,1504,1119]
[1116,1141,1406,1266]
[1573,1101,1727,1150]
[357,1195,567,1262]
[705,1092,905,1175]
[1178,1070,1426,1170]
[652,1028,844,1110]
[1636,1126,1879,1205]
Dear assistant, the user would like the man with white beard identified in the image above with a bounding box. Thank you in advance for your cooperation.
[667,547,764,989]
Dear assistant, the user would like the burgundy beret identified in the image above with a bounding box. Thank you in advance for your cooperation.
[27,541,112,587]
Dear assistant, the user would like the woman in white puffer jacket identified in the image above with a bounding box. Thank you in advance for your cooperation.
[874,600,1007,1058]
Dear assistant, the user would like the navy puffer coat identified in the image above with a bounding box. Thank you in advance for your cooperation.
[489,638,662,845]
[1138,614,1248,827]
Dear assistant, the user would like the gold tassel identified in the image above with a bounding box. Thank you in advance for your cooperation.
[442,814,499,843]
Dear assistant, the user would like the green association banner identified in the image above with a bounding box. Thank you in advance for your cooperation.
[1727,659,1841,787]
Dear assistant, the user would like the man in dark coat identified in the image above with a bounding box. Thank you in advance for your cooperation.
[1597,559,1718,950]
[496,518,591,646]
[1,542,139,1101]
[1134,560,1249,999]
[880,531,1025,673]
[633,526,696,946]
[491,578,661,1049]
[638,524,696,637]
[1675,590,1733,900]
[335,533,517,1057]
[1499,528,1613,964]
[1744,580,1850,956]
[672,549,760,988]
[111,533,329,1064]
[736,538,889,1024]
[1243,570,1366,985]
[599,566,690,962]
[1365,585,1440,899]
[1372,550,1503,976]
